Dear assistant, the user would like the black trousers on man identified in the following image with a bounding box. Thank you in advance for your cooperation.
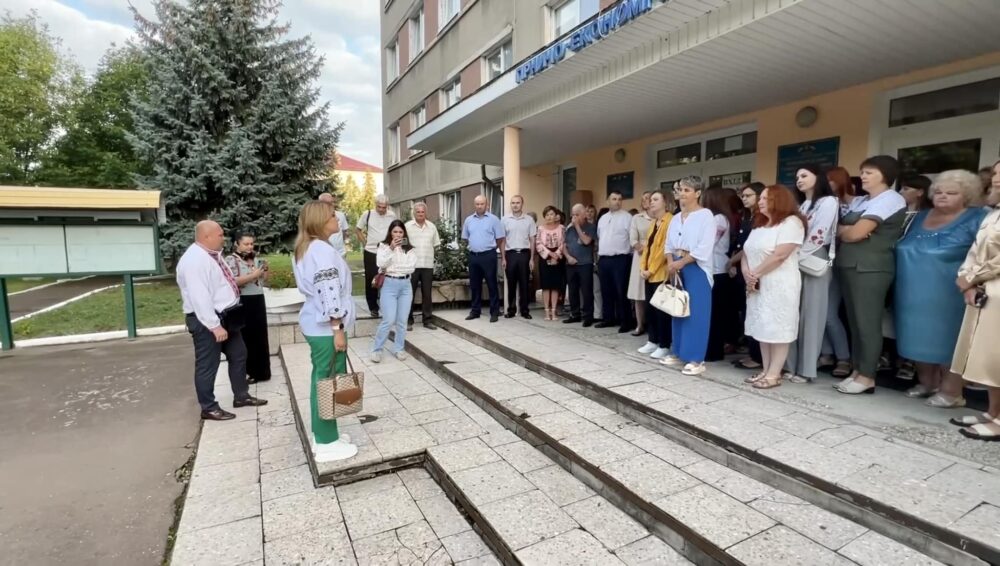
[363,250,380,315]
[408,267,434,325]
[598,254,632,329]
[566,263,594,322]
[469,250,500,316]
[504,249,531,316]
[186,314,249,412]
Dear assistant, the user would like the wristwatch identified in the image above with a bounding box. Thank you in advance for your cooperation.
[333,322,344,331]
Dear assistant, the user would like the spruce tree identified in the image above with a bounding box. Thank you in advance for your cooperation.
[129,0,342,262]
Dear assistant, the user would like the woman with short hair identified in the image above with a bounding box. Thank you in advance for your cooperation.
[637,190,674,359]
[226,231,271,383]
[371,220,417,362]
[537,205,567,321]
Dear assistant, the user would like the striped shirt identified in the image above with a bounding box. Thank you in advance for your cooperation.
[404,219,441,269]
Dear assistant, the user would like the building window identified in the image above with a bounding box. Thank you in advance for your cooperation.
[705,132,757,161]
[411,104,426,130]
[656,142,701,168]
[439,0,460,29]
[387,125,400,165]
[898,138,983,178]
[386,41,399,81]
[484,40,513,81]
[441,79,461,110]
[484,182,503,217]
[551,0,598,39]
[441,191,460,223]
[889,78,1000,127]
[408,8,424,62]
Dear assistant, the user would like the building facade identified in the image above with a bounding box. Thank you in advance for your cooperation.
[385,0,1000,221]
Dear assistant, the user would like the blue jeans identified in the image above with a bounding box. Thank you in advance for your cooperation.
[373,276,413,354]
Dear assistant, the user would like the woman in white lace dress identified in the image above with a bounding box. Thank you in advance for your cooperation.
[742,185,806,389]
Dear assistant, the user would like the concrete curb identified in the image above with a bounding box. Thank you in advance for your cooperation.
[15,325,187,349]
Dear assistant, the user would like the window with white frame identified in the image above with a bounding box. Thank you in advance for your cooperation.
[550,0,598,40]
[484,40,513,82]
[441,191,460,224]
[408,8,424,61]
[411,104,426,130]
[387,124,400,165]
[439,0,460,30]
[441,79,461,110]
[386,41,399,81]
[484,182,503,217]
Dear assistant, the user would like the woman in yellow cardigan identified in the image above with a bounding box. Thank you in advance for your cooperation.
[637,189,675,359]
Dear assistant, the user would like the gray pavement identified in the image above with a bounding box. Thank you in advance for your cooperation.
[8,276,122,319]
[0,334,200,565]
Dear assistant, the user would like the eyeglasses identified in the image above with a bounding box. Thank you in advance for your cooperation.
[741,193,755,198]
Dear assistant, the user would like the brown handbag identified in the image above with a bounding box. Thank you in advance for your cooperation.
[372,271,386,289]
[316,353,364,420]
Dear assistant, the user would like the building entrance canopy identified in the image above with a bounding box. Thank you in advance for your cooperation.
[408,0,1000,168]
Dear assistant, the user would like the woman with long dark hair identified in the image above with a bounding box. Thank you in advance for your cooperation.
[226,230,271,383]
[371,219,417,362]
[537,205,567,320]
[729,182,765,370]
[701,187,737,361]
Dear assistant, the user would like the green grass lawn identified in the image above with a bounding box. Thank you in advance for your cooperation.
[5,277,57,293]
[13,281,184,339]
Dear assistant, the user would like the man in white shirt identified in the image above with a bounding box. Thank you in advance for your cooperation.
[318,192,350,257]
[501,195,537,319]
[356,195,396,317]
[596,190,635,332]
[404,202,441,330]
[176,220,267,421]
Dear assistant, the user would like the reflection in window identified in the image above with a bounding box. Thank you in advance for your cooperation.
[657,143,701,168]
[485,41,513,81]
[706,132,757,161]
[898,138,982,178]
[890,78,1000,127]
[552,0,599,39]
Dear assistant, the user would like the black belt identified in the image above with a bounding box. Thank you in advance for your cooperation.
[386,274,410,279]
[506,249,530,253]
[470,250,496,255]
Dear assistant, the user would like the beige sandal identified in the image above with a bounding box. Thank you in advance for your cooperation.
[752,375,782,389]
[744,372,764,384]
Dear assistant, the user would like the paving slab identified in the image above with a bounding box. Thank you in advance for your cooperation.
[479,490,579,550]
[449,460,536,507]
[748,490,868,551]
[600,453,700,501]
[264,522,357,566]
[262,488,342,542]
[564,496,648,550]
[440,530,495,562]
[170,516,263,566]
[352,519,449,564]
[614,535,694,565]
[516,528,627,565]
[838,531,947,566]
[728,525,856,566]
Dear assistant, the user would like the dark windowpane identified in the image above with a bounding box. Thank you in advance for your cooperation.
[561,167,576,215]
[657,143,701,168]
[890,78,1000,127]
[705,132,757,161]
[898,138,982,178]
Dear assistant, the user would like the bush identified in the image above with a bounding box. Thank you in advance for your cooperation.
[266,266,295,290]
[434,219,469,281]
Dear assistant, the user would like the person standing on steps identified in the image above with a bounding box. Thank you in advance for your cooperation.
[462,195,506,323]
[293,201,357,462]
[564,204,597,326]
[405,202,441,331]
[355,195,396,318]
[371,220,417,363]
[596,190,635,333]
[627,192,654,336]
[318,192,350,257]
[502,195,537,319]
[177,220,268,421]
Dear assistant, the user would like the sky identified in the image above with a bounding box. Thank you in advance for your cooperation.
[1,0,384,168]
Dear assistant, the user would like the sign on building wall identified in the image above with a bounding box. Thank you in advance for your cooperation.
[709,171,752,188]
[607,171,635,199]
[776,137,841,187]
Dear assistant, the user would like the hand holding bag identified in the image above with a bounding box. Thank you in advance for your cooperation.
[372,271,386,289]
[316,354,364,420]
[650,274,690,318]
[799,215,837,277]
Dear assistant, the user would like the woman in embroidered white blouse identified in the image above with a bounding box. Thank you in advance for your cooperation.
[371,220,418,362]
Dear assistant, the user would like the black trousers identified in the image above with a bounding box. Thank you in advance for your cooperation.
[566,263,594,321]
[186,314,249,411]
[706,274,733,362]
[469,251,500,316]
[239,294,271,381]
[505,249,531,315]
[363,250,379,314]
[598,254,632,327]
[644,280,672,348]
[408,267,434,324]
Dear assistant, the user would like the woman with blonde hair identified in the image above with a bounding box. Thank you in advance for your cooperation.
[637,190,674,359]
[293,201,357,462]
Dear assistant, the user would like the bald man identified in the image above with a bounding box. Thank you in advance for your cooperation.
[461,195,506,322]
[177,220,267,421]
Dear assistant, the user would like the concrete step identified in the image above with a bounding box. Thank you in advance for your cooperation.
[408,315,987,566]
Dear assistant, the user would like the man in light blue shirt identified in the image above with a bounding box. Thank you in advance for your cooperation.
[461,195,506,322]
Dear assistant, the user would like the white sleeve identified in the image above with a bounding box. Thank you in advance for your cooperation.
[188,260,221,329]
[664,217,676,254]
[690,212,716,263]
[777,217,806,246]
[311,250,349,324]
[861,192,905,223]
[803,197,838,253]
[376,243,393,269]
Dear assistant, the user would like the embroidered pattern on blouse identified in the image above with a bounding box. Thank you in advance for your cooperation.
[313,267,341,284]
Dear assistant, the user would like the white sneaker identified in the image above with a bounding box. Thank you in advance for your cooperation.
[834,375,854,389]
[637,342,657,354]
[370,351,382,363]
[682,363,706,376]
[650,347,670,359]
[314,439,358,463]
[659,355,681,366]
[395,350,408,361]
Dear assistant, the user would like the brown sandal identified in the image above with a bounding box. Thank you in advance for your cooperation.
[752,375,782,389]
[744,372,764,384]
[831,361,852,378]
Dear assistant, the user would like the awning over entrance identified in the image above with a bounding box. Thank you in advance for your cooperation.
[408,0,1000,168]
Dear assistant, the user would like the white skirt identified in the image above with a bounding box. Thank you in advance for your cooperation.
[627,251,644,301]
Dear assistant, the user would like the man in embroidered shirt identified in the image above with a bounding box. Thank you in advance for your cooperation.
[462,195,506,322]
[355,194,396,317]
[176,220,267,421]
[318,192,350,257]
[596,190,636,332]
[404,202,441,330]
[501,195,537,319]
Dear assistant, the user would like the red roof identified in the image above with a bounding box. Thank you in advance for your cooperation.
[334,154,383,173]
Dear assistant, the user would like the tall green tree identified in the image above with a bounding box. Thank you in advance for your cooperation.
[340,174,367,228]
[129,0,342,261]
[0,12,81,184]
[38,46,150,188]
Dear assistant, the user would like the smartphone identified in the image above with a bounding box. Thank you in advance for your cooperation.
[402,237,409,247]
[974,287,988,308]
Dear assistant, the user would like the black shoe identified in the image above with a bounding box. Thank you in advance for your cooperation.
[466,313,480,320]
[407,323,413,331]
[582,319,594,327]
[201,408,236,421]
[423,322,437,330]
[563,317,581,324]
[504,312,515,318]
[521,313,533,320]
[371,310,379,318]
[594,321,616,328]
[618,326,635,334]
[489,314,499,323]
[233,396,268,408]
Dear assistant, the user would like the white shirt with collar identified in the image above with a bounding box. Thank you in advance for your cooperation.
[597,209,633,256]
[357,209,397,253]
[501,213,537,251]
[404,219,441,269]
[176,243,239,329]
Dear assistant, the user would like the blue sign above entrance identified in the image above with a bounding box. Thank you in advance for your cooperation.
[515,0,654,84]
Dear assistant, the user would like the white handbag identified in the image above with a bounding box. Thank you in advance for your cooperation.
[799,218,837,278]
[651,274,690,318]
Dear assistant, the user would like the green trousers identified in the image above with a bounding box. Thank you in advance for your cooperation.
[305,334,347,444]
[837,268,894,377]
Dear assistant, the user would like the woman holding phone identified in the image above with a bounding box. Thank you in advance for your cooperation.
[371,220,417,362]
[226,230,271,383]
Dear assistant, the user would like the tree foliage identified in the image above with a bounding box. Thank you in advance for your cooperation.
[340,173,376,230]
[129,0,342,262]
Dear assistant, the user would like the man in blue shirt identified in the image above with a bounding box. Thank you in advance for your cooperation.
[461,195,506,322]
[563,204,597,326]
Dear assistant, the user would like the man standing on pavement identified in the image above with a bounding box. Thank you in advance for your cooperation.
[318,192,350,257]
[405,202,441,330]
[176,220,267,421]
[596,191,635,332]
[355,195,396,317]
[462,195,506,322]
[501,195,536,319]
[563,204,597,327]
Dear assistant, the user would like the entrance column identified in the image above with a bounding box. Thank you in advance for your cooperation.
[503,126,520,198]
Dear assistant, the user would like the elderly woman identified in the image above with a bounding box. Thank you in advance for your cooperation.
[226,230,271,383]
[628,192,654,335]
[371,220,417,362]
[661,176,716,376]
[742,185,806,389]
[637,190,674,359]
[834,156,907,395]
[293,201,357,462]
[895,170,987,408]
[952,160,1000,440]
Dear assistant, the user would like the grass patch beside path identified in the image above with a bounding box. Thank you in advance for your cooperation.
[13,281,184,339]
[5,277,57,294]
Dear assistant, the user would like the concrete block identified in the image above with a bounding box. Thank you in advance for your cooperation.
[565,496,647,550]
[527,410,599,440]
[170,516,262,566]
[837,531,946,566]
[264,522,356,566]
[516,528,626,565]
[525,464,595,507]
[417,494,472,539]
[614,535,693,565]
[353,520,449,564]
[600,453,700,501]
[260,464,313,503]
[262,489,341,542]
[480,490,578,550]
[749,490,868,550]
[728,525,855,565]
[177,483,261,534]
[450,460,535,506]
[630,434,705,468]
[259,442,306,474]
[561,429,645,467]
[494,440,552,474]
[428,437,501,473]
[655,485,775,549]
[340,485,423,540]
[441,530,494,563]
[682,459,771,503]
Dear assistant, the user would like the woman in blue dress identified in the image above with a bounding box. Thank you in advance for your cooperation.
[895,170,987,409]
